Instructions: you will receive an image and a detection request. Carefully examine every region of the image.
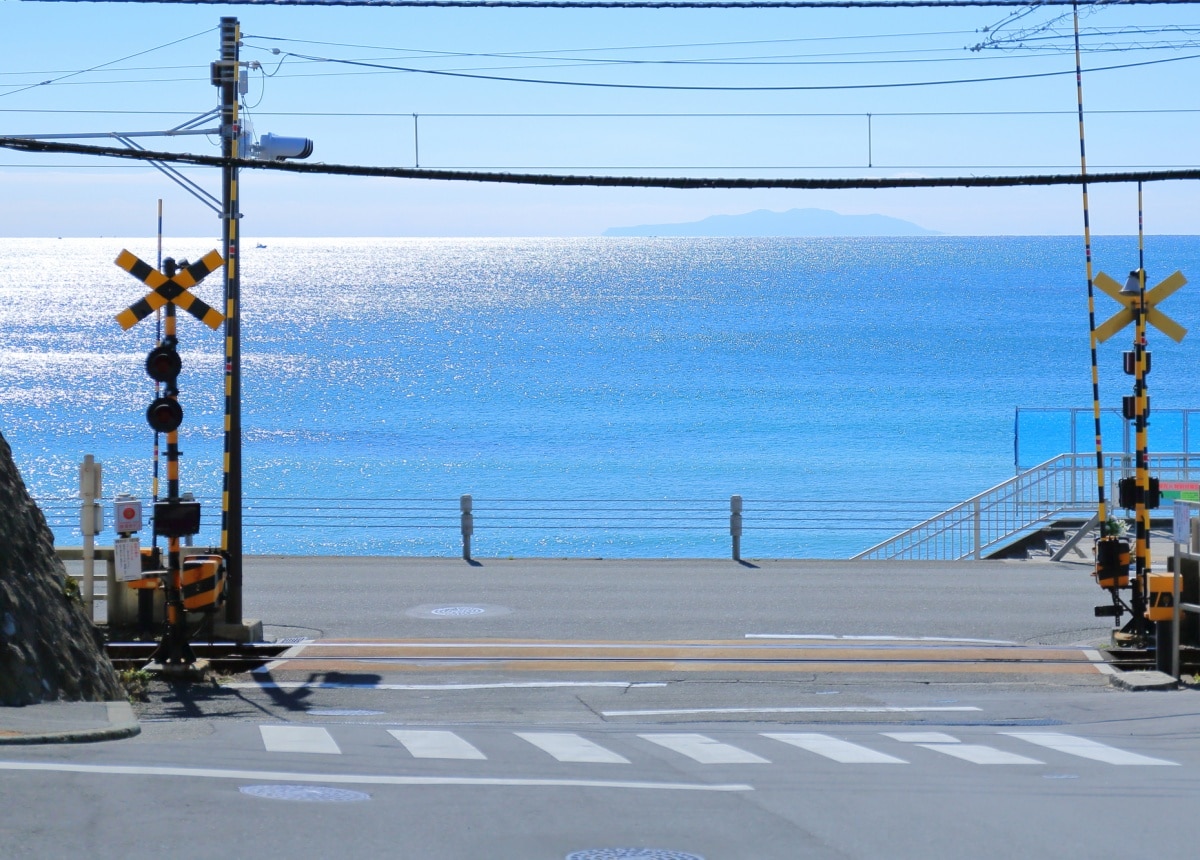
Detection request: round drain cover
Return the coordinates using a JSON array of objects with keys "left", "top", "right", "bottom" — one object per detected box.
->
[
  {"left": 566, "top": 851, "right": 705, "bottom": 860},
  {"left": 431, "top": 606, "right": 486, "bottom": 617},
  {"left": 240, "top": 785, "right": 370, "bottom": 803}
]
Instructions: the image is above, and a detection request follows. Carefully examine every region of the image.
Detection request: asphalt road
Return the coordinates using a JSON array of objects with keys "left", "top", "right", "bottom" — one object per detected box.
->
[{"left": 6, "top": 556, "right": 1200, "bottom": 860}]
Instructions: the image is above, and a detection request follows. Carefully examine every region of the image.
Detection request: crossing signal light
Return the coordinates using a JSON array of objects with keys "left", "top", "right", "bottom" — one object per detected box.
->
[
  {"left": 146, "top": 340, "right": 182, "bottom": 392},
  {"left": 146, "top": 397, "right": 183, "bottom": 434}
]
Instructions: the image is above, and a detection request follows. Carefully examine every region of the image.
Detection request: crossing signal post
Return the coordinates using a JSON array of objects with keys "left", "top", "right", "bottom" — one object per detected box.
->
[
  {"left": 116, "top": 251, "right": 224, "bottom": 669},
  {"left": 1093, "top": 264, "right": 1188, "bottom": 642}
]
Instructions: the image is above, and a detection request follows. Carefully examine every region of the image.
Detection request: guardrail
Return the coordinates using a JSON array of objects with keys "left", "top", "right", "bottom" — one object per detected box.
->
[
  {"left": 41, "top": 493, "right": 957, "bottom": 559},
  {"left": 853, "top": 453, "right": 1200, "bottom": 561},
  {"left": 42, "top": 453, "right": 1200, "bottom": 560}
]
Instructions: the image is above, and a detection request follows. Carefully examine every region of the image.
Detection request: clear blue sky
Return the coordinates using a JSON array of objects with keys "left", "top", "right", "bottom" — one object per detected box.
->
[{"left": 2, "top": 0, "right": 1199, "bottom": 236}]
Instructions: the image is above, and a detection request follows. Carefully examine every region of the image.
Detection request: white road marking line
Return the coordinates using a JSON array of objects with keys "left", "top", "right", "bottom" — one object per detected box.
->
[
  {"left": 762, "top": 733, "right": 908, "bottom": 764},
  {"left": 516, "top": 732, "right": 630, "bottom": 764},
  {"left": 1003, "top": 732, "right": 1179, "bottom": 766},
  {"left": 745, "top": 634, "right": 1017, "bottom": 645},
  {"left": 388, "top": 730, "right": 487, "bottom": 760},
  {"left": 253, "top": 638, "right": 313, "bottom": 674},
  {"left": 883, "top": 732, "right": 962, "bottom": 744},
  {"left": 0, "top": 761, "right": 752, "bottom": 792},
  {"left": 603, "top": 706, "right": 980, "bottom": 717},
  {"left": 1083, "top": 649, "right": 1119, "bottom": 675},
  {"left": 639, "top": 734, "right": 770, "bottom": 765},
  {"left": 915, "top": 744, "right": 1044, "bottom": 765},
  {"left": 227, "top": 681, "right": 663, "bottom": 691},
  {"left": 260, "top": 726, "right": 341, "bottom": 755}
]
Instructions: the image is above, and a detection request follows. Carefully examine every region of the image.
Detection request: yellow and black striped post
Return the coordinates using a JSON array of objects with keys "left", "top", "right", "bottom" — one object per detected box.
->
[
  {"left": 216, "top": 16, "right": 245, "bottom": 626},
  {"left": 157, "top": 264, "right": 192, "bottom": 666},
  {"left": 1071, "top": 3, "right": 1109, "bottom": 530}
]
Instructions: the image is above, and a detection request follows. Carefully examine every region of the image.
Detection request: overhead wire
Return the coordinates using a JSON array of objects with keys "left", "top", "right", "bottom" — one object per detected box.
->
[
  {"left": 3, "top": 136, "right": 1200, "bottom": 189},
  {"left": 0, "top": 28, "right": 215, "bottom": 99},
  {"left": 263, "top": 46, "right": 1200, "bottom": 90}
]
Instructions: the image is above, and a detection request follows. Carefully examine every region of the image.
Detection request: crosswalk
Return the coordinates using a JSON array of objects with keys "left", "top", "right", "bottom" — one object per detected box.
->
[{"left": 255, "top": 725, "right": 1179, "bottom": 768}]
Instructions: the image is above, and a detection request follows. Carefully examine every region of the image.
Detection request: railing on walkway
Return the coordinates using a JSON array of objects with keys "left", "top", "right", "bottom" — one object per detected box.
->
[
  {"left": 42, "top": 453, "right": 1200, "bottom": 561},
  {"left": 41, "top": 493, "right": 958, "bottom": 560},
  {"left": 1014, "top": 406, "right": 1200, "bottom": 472},
  {"left": 853, "top": 452, "right": 1200, "bottom": 561}
]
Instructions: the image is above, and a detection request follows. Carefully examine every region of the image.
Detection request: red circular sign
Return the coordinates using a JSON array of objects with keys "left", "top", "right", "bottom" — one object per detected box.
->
[{"left": 121, "top": 507, "right": 136, "bottom": 520}]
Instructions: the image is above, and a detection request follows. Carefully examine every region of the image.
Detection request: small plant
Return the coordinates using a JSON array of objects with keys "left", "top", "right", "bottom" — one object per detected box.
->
[
  {"left": 61, "top": 576, "right": 82, "bottom": 605},
  {"left": 1102, "top": 517, "right": 1130, "bottom": 538},
  {"left": 119, "top": 668, "right": 153, "bottom": 703}
]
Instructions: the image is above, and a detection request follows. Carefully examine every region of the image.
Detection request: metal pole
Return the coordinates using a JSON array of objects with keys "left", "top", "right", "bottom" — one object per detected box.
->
[
  {"left": 1131, "top": 185, "right": 1150, "bottom": 631},
  {"left": 461, "top": 495, "right": 473, "bottom": 561},
  {"left": 151, "top": 262, "right": 193, "bottom": 666},
  {"left": 730, "top": 495, "right": 743, "bottom": 561},
  {"left": 216, "top": 17, "right": 244, "bottom": 625},
  {"left": 1072, "top": 2, "right": 1109, "bottom": 528}
]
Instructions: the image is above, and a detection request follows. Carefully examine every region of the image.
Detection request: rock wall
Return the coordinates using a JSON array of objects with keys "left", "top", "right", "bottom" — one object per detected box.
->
[{"left": 0, "top": 432, "right": 122, "bottom": 705}]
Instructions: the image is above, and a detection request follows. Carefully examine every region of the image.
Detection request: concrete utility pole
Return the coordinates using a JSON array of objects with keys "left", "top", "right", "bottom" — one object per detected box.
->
[{"left": 215, "top": 17, "right": 244, "bottom": 626}]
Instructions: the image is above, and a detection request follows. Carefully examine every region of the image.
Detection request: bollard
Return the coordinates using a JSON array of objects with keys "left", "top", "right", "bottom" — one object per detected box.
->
[
  {"left": 730, "top": 494, "right": 743, "bottom": 561},
  {"left": 79, "top": 455, "right": 103, "bottom": 619},
  {"left": 461, "top": 494, "right": 473, "bottom": 561}
]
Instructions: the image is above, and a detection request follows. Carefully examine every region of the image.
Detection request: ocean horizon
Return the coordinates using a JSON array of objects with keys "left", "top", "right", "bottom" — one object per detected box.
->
[{"left": 4, "top": 235, "right": 1199, "bottom": 558}]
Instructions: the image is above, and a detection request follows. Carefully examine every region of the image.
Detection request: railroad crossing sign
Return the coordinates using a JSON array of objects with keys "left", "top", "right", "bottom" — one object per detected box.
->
[
  {"left": 114, "top": 249, "right": 225, "bottom": 331},
  {"left": 1093, "top": 269, "right": 1188, "bottom": 344}
]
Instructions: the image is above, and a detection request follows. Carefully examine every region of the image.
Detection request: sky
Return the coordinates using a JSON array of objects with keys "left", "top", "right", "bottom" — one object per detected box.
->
[{"left": 1, "top": 0, "right": 1199, "bottom": 237}]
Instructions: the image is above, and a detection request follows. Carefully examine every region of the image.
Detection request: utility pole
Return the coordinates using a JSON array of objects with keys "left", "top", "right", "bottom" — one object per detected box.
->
[{"left": 215, "top": 17, "right": 244, "bottom": 626}]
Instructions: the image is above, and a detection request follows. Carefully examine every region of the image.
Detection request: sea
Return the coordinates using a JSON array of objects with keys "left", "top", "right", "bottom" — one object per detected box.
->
[{"left": 3, "top": 235, "right": 1199, "bottom": 559}]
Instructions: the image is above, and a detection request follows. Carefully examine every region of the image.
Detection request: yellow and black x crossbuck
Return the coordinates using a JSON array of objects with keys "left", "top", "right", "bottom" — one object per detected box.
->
[
  {"left": 114, "top": 249, "right": 225, "bottom": 331},
  {"left": 1093, "top": 269, "right": 1188, "bottom": 344}
]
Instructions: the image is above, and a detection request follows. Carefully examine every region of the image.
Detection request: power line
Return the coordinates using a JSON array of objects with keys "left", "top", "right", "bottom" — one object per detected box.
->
[
  {"left": 271, "top": 46, "right": 1200, "bottom": 90},
  {"left": 3, "top": 136, "right": 1199, "bottom": 190},
  {"left": 19, "top": 0, "right": 1200, "bottom": 8},
  {"left": 0, "top": 28, "right": 214, "bottom": 99}
]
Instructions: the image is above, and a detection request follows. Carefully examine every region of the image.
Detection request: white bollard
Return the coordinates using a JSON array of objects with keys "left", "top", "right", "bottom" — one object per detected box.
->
[
  {"left": 79, "top": 455, "right": 103, "bottom": 618},
  {"left": 730, "top": 495, "right": 743, "bottom": 561},
  {"left": 461, "top": 494, "right": 474, "bottom": 561}
]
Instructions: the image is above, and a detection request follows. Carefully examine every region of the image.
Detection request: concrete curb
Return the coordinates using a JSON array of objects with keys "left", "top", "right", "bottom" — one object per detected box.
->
[
  {"left": 0, "top": 701, "right": 141, "bottom": 745},
  {"left": 1108, "top": 670, "right": 1181, "bottom": 692}
]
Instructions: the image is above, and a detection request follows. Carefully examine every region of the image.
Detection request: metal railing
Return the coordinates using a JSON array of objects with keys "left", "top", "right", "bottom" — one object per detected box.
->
[
  {"left": 1014, "top": 406, "right": 1200, "bottom": 472},
  {"left": 41, "top": 454, "right": 1200, "bottom": 560},
  {"left": 41, "top": 493, "right": 959, "bottom": 559},
  {"left": 853, "top": 453, "right": 1200, "bottom": 561}
]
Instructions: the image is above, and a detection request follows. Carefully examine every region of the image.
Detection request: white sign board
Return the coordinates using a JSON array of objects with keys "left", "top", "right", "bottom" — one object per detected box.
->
[
  {"left": 114, "top": 498, "right": 142, "bottom": 534},
  {"left": 1174, "top": 501, "right": 1192, "bottom": 545},
  {"left": 114, "top": 537, "right": 144, "bottom": 582}
]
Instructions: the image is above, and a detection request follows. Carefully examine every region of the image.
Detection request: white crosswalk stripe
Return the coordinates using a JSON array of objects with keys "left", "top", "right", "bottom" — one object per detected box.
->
[
  {"left": 389, "top": 729, "right": 487, "bottom": 760},
  {"left": 259, "top": 725, "right": 341, "bottom": 755},
  {"left": 763, "top": 732, "right": 907, "bottom": 764},
  {"left": 516, "top": 732, "right": 630, "bottom": 763},
  {"left": 639, "top": 733, "right": 770, "bottom": 764},
  {"left": 1002, "top": 732, "right": 1179, "bottom": 766},
  {"left": 883, "top": 731, "right": 1043, "bottom": 764},
  {"left": 254, "top": 725, "right": 1180, "bottom": 769}
]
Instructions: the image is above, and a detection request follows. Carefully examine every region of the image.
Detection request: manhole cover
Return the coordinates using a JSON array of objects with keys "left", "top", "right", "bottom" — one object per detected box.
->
[
  {"left": 431, "top": 606, "right": 487, "bottom": 617},
  {"left": 566, "top": 851, "right": 705, "bottom": 860},
  {"left": 240, "top": 785, "right": 371, "bottom": 803}
]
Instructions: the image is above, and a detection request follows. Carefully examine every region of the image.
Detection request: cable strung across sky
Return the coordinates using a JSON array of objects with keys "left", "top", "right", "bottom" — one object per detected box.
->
[
  {"left": 3, "top": 136, "right": 1199, "bottom": 189},
  {"left": 18, "top": 0, "right": 1200, "bottom": 7}
]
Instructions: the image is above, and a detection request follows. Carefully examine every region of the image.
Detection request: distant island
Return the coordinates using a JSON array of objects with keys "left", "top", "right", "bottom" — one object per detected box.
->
[{"left": 603, "top": 207, "right": 941, "bottom": 237}]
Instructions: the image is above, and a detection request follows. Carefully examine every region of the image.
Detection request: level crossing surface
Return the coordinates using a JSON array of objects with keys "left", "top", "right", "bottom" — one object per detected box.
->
[{"left": 13, "top": 555, "right": 1200, "bottom": 860}]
